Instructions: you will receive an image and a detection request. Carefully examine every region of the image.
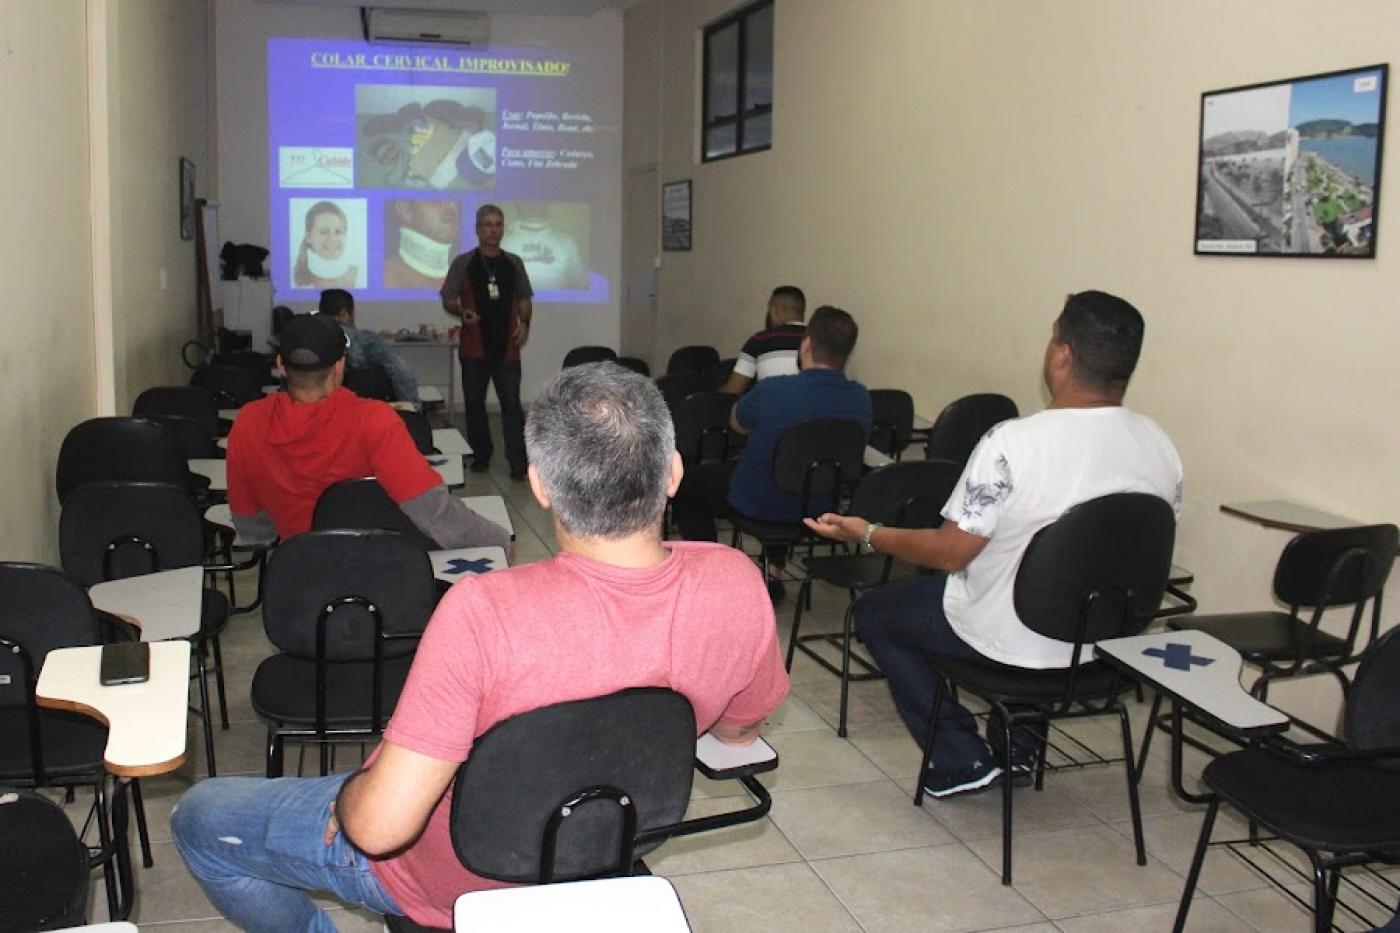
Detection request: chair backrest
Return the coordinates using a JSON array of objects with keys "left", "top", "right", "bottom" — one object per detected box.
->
[
  {"left": 666, "top": 345, "right": 719, "bottom": 376},
  {"left": 262, "top": 528, "right": 435, "bottom": 661},
  {"left": 924, "top": 393, "right": 1019, "bottom": 464},
  {"left": 140, "top": 413, "right": 221, "bottom": 459},
  {"left": 1272, "top": 524, "right": 1398, "bottom": 610},
  {"left": 212, "top": 348, "right": 276, "bottom": 384},
  {"left": 133, "top": 385, "right": 221, "bottom": 437},
  {"left": 395, "top": 409, "right": 435, "bottom": 455},
  {"left": 771, "top": 418, "right": 867, "bottom": 506},
  {"left": 671, "top": 391, "right": 737, "bottom": 465},
  {"left": 613, "top": 356, "right": 651, "bottom": 377},
  {"left": 59, "top": 481, "right": 203, "bottom": 585},
  {"left": 654, "top": 371, "right": 712, "bottom": 411},
  {"left": 55, "top": 417, "right": 190, "bottom": 504},
  {"left": 1344, "top": 625, "right": 1400, "bottom": 751},
  {"left": 343, "top": 365, "right": 395, "bottom": 402},
  {"left": 272, "top": 304, "right": 295, "bottom": 336},
  {"left": 451, "top": 688, "right": 695, "bottom": 883},
  {"left": 708, "top": 357, "right": 738, "bottom": 390},
  {"left": 190, "top": 364, "right": 265, "bottom": 407},
  {"left": 847, "top": 459, "right": 963, "bottom": 530},
  {"left": 0, "top": 564, "right": 99, "bottom": 708},
  {"left": 0, "top": 788, "right": 91, "bottom": 930},
  {"left": 562, "top": 346, "right": 617, "bottom": 368},
  {"left": 868, "top": 389, "right": 915, "bottom": 456},
  {"left": 1013, "top": 493, "right": 1175, "bottom": 651},
  {"left": 313, "top": 478, "right": 439, "bottom": 552}
]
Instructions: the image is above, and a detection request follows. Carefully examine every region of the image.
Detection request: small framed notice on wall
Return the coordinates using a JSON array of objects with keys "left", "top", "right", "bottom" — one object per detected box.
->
[
  {"left": 180, "top": 157, "right": 196, "bottom": 241},
  {"left": 662, "top": 179, "right": 692, "bottom": 251}
]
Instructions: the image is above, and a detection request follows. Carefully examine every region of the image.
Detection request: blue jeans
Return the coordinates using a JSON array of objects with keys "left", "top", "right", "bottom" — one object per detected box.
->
[
  {"left": 854, "top": 575, "right": 1042, "bottom": 772},
  {"left": 171, "top": 774, "right": 401, "bottom": 932}
]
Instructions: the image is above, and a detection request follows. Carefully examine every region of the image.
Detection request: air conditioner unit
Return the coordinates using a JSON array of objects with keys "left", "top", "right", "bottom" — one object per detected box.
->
[{"left": 362, "top": 8, "right": 490, "bottom": 47}]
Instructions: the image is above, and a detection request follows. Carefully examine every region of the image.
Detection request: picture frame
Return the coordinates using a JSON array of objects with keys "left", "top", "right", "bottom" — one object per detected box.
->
[
  {"left": 662, "top": 179, "right": 692, "bottom": 251},
  {"left": 180, "top": 157, "right": 196, "bottom": 241},
  {"left": 1194, "top": 64, "right": 1387, "bottom": 258}
]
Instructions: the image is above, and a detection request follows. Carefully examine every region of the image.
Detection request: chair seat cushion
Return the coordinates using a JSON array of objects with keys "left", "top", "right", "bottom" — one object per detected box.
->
[
  {"left": 251, "top": 654, "right": 413, "bottom": 726},
  {"left": 804, "top": 553, "right": 917, "bottom": 590},
  {"left": 0, "top": 708, "right": 107, "bottom": 779},
  {"left": 0, "top": 791, "right": 90, "bottom": 930},
  {"left": 728, "top": 509, "right": 806, "bottom": 542},
  {"left": 928, "top": 655, "right": 1125, "bottom": 703},
  {"left": 1169, "top": 611, "right": 1349, "bottom": 662},
  {"left": 201, "top": 587, "right": 229, "bottom": 638},
  {"left": 1205, "top": 748, "right": 1400, "bottom": 852}
]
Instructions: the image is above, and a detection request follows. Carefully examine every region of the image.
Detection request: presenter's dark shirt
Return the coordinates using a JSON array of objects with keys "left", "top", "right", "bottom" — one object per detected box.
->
[
  {"left": 728, "top": 368, "right": 873, "bottom": 521},
  {"left": 440, "top": 248, "right": 534, "bottom": 362}
]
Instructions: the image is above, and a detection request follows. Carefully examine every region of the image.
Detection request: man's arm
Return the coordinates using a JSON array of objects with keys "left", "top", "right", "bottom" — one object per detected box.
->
[
  {"left": 729, "top": 383, "right": 761, "bottom": 436},
  {"left": 230, "top": 510, "right": 277, "bottom": 549},
  {"left": 804, "top": 515, "right": 990, "bottom": 573},
  {"left": 334, "top": 741, "right": 459, "bottom": 855},
  {"left": 513, "top": 297, "right": 533, "bottom": 349},
  {"left": 399, "top": 485, "right": 511, "bottom": 551},
  {"left": 719, "top": 371, "right": 754, "bottom": 396}
]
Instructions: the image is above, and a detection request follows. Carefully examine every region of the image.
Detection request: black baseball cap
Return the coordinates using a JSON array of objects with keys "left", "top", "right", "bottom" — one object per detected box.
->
[{"left": 279, "top": 314, "right": 347, "bottom": 371}]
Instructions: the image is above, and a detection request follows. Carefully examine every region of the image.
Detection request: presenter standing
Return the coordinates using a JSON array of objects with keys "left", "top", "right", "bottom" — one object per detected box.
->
[{"left": 441, "top": 203, "right": 534, "bottom": 479}]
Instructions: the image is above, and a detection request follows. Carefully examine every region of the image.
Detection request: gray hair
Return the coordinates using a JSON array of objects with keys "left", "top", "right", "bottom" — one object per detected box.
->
[
  {"left": 526, "top": 362, "right": 675, "bottom": 539},
  {"left": 476, "top": 203, "right": 504, "bottom": 224}
]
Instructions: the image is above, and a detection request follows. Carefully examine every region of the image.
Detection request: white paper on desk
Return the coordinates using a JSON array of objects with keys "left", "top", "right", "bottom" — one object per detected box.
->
[{"left": 696, "top": 732, "right": 776, "bottom": 770}]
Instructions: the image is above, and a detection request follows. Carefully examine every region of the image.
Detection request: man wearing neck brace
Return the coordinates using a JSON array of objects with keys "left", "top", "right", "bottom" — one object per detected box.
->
[
  {"left": 440, "top": 203, "right": 534, "bottom": 479},
  {"left": 385, "top": 199, "right": 461, "bottom": 290}
]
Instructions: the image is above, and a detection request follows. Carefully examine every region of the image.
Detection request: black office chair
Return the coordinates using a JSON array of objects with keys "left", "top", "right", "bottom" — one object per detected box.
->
[
  {"left": 655, "top": 370, "right": 715, "bottom": 412},
  {"left": 671, "top": 391, "right": 737, "bottom": 466},
  {"left": 396, "top": 409, "right": 436, "bottom": 455},
  {"left": 868, "top": 389, "right": 916, "bottom": 460},
  {"left": 614, "top": 356, "right": 651, "bottom": 377},
  {"left": 1173, "top": 626, "right": 1400, "bottom": 933},
  {"left": 58, "top": 481, "right": 235, "bottom": 777},
  {"left": 708, "top": 356, "right": 738, "bottom": 390},
  {"left": 923, "top": 393, "right": 1019, "bottom": 464},
  {"left": 728, "top": 418, "right": 867, "bottom": 585},
  {"left": 55, "top": 417, "right": 194, "bottom": 504},
  {"left": 139, "top": 413, "right": 223, "bottom": 460},
  {"left": 313, "top": 479, "right": 439, "bottom": 552},
  {"left": 213, "top": 347, "right": 276, "bottom": 384},
  {"left": 191, "top": 364, "right": 266, "bottom": 407},
  {"left": 666, "top": 344, "right": 719, "bottom": 376},
  {"left": 134, "top": 385, "right": 223, "bottom": 440},
  {"left": 343, "top": 365, "right": 395, "bottom": 402},
  {"left": 0, "top": 787, "right": 92, "bottom": 931},
  {"left": 253, "top": 529, "right": 436, "bottom": 777},
  {"left": 562, "top": 346, "right": 617, "bottom": 368},
  {"left": 913, "top": 493, "right": 1175, "bottom": 885},
  {"left": 788, "top": 459, "right": 963, "bottom": 736},
  {"left": 0, "top": 563, "right": 134, "bottom": 921},
  {"left": 382, "top": 688, "right": 778, "bottom": 933}
]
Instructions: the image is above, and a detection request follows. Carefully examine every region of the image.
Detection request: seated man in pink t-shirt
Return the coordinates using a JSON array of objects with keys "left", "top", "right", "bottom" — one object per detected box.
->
[{"left": 172, "top": 362, "right": 790, "bottom": 931}]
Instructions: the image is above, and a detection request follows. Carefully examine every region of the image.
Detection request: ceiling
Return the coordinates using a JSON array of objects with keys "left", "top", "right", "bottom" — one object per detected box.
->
[{"left": 255, "top": 0, "right": 636, "bottom": 14}]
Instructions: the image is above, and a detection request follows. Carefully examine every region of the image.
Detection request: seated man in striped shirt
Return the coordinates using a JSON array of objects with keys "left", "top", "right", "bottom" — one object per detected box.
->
[{"left": 718, "top": 285, "right": 807, "bottom": 395}]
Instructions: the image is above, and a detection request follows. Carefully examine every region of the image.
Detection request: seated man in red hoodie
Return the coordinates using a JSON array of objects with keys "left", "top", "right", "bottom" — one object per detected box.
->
[{"left": 226, "top": 313, "right": 508, "bottom": 551}]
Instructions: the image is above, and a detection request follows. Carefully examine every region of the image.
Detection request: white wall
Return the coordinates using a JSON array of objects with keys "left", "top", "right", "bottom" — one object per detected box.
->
[
  {"left": 630, "top": 0, "right": 1400, "bottom": 730},
  {"left": 213, "top": 0, "right": 623, "bottom": 402}
]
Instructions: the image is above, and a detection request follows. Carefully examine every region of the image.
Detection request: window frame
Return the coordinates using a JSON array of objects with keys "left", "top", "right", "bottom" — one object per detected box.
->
[{"left": 700, "top": 0, "right": 774, "bottom": 163}]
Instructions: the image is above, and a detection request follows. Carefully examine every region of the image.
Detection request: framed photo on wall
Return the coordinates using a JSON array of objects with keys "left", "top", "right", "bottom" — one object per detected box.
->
[
  {"left": 180, "top": 157, "right": 196, "bottom": 241},
  {"left": 1194, "top": 64, "right": 1387, "bottom": 258},
  {"left": 662, "top": 179, "right": 692, "bottom": 251}
]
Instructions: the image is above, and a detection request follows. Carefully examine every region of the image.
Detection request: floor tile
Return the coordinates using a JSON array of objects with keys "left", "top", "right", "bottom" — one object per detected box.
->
[
  {"left": 766, "top": 693, "right": 830, "bottom": 734},
  {"left": 1054, "top": 896, "right": 1257, "bottom": 932},
  {"left": 847, "top": 722, "right": 925, "bottom": 781},
  {"left": 669, "top": 861, "right": 863, "bottom": 932},
  {"left": 1105, "top": 810, "right": 1285, "bottom": 896},
  {"left": 759, "top": 730, "right": 886, "bottom": 792},
  {"left": 913, "top": 780, "right": 1103, "bottom": 844},
  {"left": 965, "top": 825, "right": 1186, "bottom": 919},
  {"left": 813, "top": 845, "right": 1045, "bottom": 932},
  {"left": 768, "top": 779, "right": 954, "bottom": 859},
  {"left": 646, "top": 799, "right": 802, "bottom": 876}
]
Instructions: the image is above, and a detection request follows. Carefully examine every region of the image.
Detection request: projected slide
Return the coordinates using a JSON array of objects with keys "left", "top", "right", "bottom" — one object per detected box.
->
[{"left": 268, "top": 38, "right": 612, "bottom": 302}]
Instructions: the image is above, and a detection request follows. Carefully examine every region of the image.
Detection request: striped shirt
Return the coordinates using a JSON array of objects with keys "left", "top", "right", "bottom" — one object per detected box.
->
[{"left": 733, "top": 323, "right": 805, "bottom": 382}]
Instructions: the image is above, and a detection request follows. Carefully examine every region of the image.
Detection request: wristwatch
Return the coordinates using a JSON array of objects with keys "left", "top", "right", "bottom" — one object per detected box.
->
[{"left": 860, "top": 522, "right": 882, "bottom": 552}]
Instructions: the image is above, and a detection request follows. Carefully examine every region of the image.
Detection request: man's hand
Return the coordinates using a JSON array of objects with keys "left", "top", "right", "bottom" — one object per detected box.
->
[
  {"left": 461, "top": 308, "right": 480, "bottom": 325},
  {"left": 513, "top": 318, "right": 529, "bottom": 348},
  {"left": 804, "top": 513, "right": 868, "bottom": 545},
  {"left": 323, "top": 801, "right": 339, "bottom": 845}
]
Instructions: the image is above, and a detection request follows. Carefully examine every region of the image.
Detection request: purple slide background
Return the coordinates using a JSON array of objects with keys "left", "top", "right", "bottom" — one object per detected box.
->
[{"left": 268, "top": 38, "right": 611, "bottom": 304}]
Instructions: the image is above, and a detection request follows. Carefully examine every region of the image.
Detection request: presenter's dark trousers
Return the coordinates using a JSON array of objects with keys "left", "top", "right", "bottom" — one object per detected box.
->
[{"left": 461, "top": 356, "right": 526, "bottom": 471}]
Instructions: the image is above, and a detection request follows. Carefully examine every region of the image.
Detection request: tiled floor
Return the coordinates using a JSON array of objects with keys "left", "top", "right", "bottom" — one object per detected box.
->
[{"left": 52, "top": 449, "right": 1400, "bottom": 931}]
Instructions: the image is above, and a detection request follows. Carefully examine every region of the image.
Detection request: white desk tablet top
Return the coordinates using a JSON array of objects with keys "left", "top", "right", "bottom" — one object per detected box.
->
[
  {"left": 88, "top": 565, "right": 204, "bottom": 642},
  {"left": 51, "top": 924, "right": 140, "bottom": 932},
  {"left": 432, "top": 427, "right": 472, "bottom": 455},
  {"left": 204, "top": 502, "right": 233, "bottom": 530},
  {"left": 461, "top": 495, "right": 514, "bottom": 539},
  {"left": 427, "top": 453, "right": 465, "bottom": 487},
  {"left": 864, "top": 445, "right": 893, "bottom": 469},
  {"left": 429, "top": 547, "right": 508, "bottom": 583},
  {"left": 419, "top": 385, "right": 445, "bottom": 404},
  {"left": 695, "top": 733, "right": 777, "bottom": 771},
  {"left": 454, "top": 876, "right": 689, "bottom": 933},
  {"left": 218, "top": 408, "right": 241, "bottom": 422},
  {"left": 1220, "top": 499, "right": 1360, "bottom": 534},
  {"left": 1095, "top": 630, "right": 1289, "bottom": 735},
  {"left": 36, "top": 641, "right": 191, "bottom": 777},
  {"left": 188, "top": 458, "right": 228, "bottom": 492}
]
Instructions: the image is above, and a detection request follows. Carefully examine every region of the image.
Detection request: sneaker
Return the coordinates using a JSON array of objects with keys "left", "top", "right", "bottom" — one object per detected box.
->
[{"left": 923, "top": 760, "right": 1003, "bottom": 799}]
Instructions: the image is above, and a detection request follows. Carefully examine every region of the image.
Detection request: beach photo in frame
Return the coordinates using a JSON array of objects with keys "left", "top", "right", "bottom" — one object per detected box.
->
[
  {"left": 1194, "top": 64, "right": 1387, "bottom": 258},
  {"left": 662, "top": 179, "right": 692, "bottom": 251}
]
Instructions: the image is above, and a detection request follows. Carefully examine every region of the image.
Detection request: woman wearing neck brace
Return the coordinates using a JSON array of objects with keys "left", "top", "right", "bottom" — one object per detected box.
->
[
  {"left": 384, "top": 199, "right": 460, "bottom": 290},
  {"left": 294, "top": 201, "right": 359, "bottom": 289}
]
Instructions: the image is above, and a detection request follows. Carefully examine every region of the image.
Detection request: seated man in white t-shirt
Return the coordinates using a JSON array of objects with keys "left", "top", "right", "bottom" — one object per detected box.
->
[{"left": 806, "top": 290, "right": 1182, "bottom": 798}]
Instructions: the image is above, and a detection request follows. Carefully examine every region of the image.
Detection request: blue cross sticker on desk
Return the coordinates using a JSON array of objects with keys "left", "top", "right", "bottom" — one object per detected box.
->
[
  {"left": 443, "top": 557, "right": 495, "bottom": 576},
  {"left": 1143, "top": 643, "right": 1215, "bottom": 672},
  {"left": 427, "top": 457, "right": 448, "bottom": 466}
]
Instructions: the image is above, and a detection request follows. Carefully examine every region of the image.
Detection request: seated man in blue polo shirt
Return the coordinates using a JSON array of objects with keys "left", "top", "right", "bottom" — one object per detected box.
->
[{"left": 673, "top": 305, "right": 872, "bottom": 601}]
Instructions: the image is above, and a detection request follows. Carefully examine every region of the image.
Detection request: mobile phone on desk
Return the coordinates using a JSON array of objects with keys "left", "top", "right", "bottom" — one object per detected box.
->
[{"left": 99, "top": 642, "right": 150, "bottom": 686}]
